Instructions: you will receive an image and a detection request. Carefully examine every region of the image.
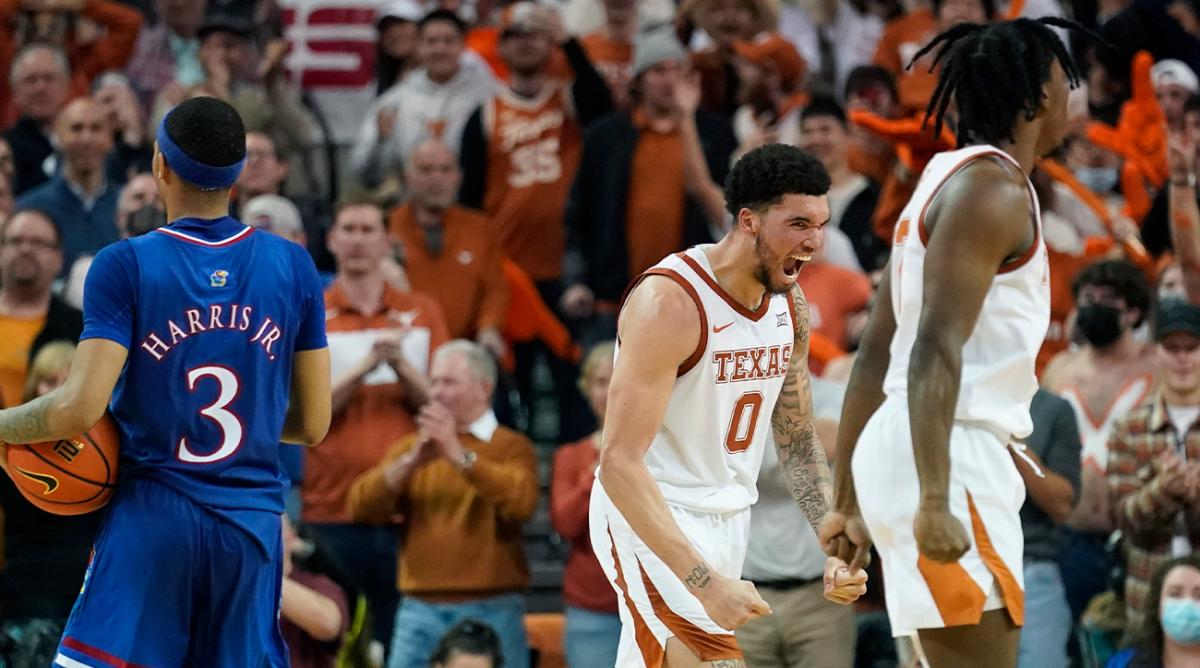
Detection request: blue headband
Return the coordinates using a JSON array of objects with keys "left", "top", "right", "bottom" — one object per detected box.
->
[{"left": 156, "top": 111, "right": 246, "bottom": 189}]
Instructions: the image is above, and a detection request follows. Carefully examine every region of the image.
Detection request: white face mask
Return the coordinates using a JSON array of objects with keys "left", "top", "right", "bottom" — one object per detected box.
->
[{"left": 1074, "top": 166, "right": 1119, "bottom": 194}]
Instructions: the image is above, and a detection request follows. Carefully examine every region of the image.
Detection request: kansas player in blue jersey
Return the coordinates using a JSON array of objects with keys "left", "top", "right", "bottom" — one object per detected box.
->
[{"left": 0, "top": 97, "right": 332, "bottom": 667}]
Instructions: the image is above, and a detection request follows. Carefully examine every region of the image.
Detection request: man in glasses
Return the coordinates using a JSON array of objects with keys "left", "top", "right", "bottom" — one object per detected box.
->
[{"left": 0, "top": 209, "right": 82, "bottom": 408}]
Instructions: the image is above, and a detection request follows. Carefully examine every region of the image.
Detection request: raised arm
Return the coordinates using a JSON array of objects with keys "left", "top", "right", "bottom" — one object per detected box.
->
[
  {"left": 771, "top": 287, "right": 831, "bottom": 533},
  {"left": 908, "top": 159, "right": 1036, "bottom": 562},
  {"left": 1167, "top": 134, "right": 1200, "bottom": 303},
  {"left": 598, "top": 275, "right": 769, "bottom": 630}
]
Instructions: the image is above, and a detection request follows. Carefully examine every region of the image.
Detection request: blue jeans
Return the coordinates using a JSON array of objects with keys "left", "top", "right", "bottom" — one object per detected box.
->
[
  {"left": 1017, "top": 560, "right": 1072, "bottom": 668},
  {"left": 387, "top": 593, "right": 530, "bottom": 668},
  {"left": 564, "top": 606, "right": 620, "bottom": 668},
  {"left": 1058, "top": 529, "right": 1113, "bottom": 621}
]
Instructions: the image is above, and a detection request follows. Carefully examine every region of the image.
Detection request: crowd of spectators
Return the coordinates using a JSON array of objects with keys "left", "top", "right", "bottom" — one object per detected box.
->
[{"left": 0, "top": 0, "right": 1198, "bottom": 666}]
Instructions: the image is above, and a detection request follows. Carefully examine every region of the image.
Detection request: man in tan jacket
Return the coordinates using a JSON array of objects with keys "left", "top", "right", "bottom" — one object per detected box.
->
[{"left": 349, "top": 339, "right": 538, "bottom": 668}]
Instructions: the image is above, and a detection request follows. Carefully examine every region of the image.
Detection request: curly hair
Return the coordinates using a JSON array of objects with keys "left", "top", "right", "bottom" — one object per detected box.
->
[
  {"left": 911, "top": 17, "right": 1096, "bottom": 148},
  {"left": 163, "top": 96, "right": 246, "bottom": 169},
  {"left": 1071, "top": 259, "right": 1154, "bottom": 328},
  {"left": 723, "top": 144, "right": 831, "bottom": 216}
]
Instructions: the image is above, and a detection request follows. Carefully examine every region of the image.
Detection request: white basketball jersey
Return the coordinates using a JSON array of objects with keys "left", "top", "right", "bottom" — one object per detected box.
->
[
  {"left": 615, "top": 246, "right": 797, "bottom": 514},
  {"left": 883, "top": 145, "right": 1051, "bottom": 439}
]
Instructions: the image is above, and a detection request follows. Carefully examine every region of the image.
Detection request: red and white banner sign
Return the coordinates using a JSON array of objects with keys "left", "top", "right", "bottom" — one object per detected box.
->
[{"left": 281, "top": 0, "right": 384, "bottom": 143}]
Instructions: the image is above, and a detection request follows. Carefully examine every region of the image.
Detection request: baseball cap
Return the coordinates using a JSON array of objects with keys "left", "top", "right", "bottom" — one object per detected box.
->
[
  {"left": 731, "top": 33, "right": 807, "bottom": 92},
  {"left": 499, "top": 2, "right": 541, "bottom": 35},
  {"left": 378, "top": 0, "right": 425, "bottom": 25},
  {"left": 1155, "top": 298, "right": 1200, "bottom": 341},
  {"left": 197, "top": 13, "right": 254, "bottom": 42},
  {"left": 1152, "top": 59, "right": 1200, "bottom": 94},
  {"left": 633, "top": 27, "right": 687, "bottom": 77}
]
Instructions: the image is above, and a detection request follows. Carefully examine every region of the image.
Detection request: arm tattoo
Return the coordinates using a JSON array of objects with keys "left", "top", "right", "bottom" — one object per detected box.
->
[
  {"left": 712, "top": 661, "right": 747, "bottom": 667},
  {"left": 0, "top": 392, "right": 56, "bottom": 445},
  {"left": 772, "top": 288, "right": 833, "bottom": 533},
  {"left": 684, "top": 563, "right": 712, "bottom": 591}
]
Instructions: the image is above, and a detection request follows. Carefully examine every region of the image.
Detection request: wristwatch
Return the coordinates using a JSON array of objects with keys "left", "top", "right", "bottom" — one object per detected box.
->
[
  {"left": 1174, "top": 172, "right": 1197, "bottom": 188},
  {"left": 456, "top": 451, "right": 478, "bottom": 472}
]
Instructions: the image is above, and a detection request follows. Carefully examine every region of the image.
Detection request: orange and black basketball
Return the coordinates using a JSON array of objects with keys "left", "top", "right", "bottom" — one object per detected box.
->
[{"left": 5, "top": 414, "right": 120, "bottom": 515}]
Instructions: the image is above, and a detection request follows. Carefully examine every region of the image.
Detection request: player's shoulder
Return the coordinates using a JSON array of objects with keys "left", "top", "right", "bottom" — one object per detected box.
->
[
  {"left": 618, "top": 273, "right": 703, "bottom": 353},
  {"left": 625, "top": 271, "right": 701, "bottom": 322}
]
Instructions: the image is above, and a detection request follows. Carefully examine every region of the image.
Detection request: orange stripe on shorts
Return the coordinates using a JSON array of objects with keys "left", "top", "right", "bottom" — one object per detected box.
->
[
  {"left": 916, "top": 492, "right": 1026, "bottom": 628},
  {"left": 917, "top": 552, "right": 987, "bottom": 626},
  {"left": 608, "top": 529, "right": 665, "bottom": 667},
  {"left": 638, "top": 562, "right": 744, "bottom": 661},
  {"left": 966, "top": 492, "right": 1025, "bottom": 626}
]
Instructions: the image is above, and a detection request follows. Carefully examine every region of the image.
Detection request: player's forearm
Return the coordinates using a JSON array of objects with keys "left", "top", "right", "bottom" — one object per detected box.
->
[
  {"left": 832, "top": 312, "right": 893, "bottom": 513},
  {"left": 1169, "top": 184, "right": 1200, "bottom": 302},
  {"left": 281, "top": 578, "right": 344, "bottom": 642},
  {"left": 772, "top": 379, "right": 832, "bottom": 531},
  {"left": 598, "top": 450, "right": 714, "bottom": 592},
  {"left": 0, "top": 388, "right": 96, "bottom": 445},
  {"left": 774, "top": 419, "right": 832, "bottom": 533},
  {"left": 906, "top": 336, "right": 960, "bottom": 509}
]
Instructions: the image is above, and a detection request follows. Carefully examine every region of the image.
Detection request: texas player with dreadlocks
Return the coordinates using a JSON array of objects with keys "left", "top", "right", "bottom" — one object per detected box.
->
[{"left": 820, "top": 17, "right": 1095, "bottom": 668}]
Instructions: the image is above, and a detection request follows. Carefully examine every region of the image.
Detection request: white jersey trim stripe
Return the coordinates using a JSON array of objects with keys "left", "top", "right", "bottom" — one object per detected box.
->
[
  {"left": 157, "top": 226, "right": 254, "bottom": 247},
  {"left": 54, "top": 653, "right": 98, "bottom": 668}
]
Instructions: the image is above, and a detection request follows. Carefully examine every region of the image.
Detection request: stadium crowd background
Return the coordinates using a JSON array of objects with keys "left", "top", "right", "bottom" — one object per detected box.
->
[{"left": 0, "top": 0, "right": 1197, "bottom": 665}]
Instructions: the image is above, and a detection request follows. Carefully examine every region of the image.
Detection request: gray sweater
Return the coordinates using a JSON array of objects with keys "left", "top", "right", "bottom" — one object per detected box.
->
[{"left": 1021, "top": 389, "right": 1083, "bottom": 562}]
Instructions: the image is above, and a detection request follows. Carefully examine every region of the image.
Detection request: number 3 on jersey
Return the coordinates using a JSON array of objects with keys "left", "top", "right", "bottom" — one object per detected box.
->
[
  {"left": 177, "top": 365, "right": 244, "bottom": 464},
  {"left": 725, "top": 391, "right": 764, "bottom": 453}
]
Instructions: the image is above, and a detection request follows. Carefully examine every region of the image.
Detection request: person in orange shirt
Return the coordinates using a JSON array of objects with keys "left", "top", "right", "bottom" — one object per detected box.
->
[
  {"left": 391, "top": 140, "right": 508, "bottom": 356},
  {"left": 0, "top": 209, "right": 82, "bottom": 409},
  {"left": 580, "top": 0, "right": 636, "bottom": 108},
  {"left": 459, "top": 2, "right": 613, "bottom": 441},
  {"left": 459, "top": 1, "right": 613, "bottom": 288},
  {"left": 550, "top": 342, "right": 620, "bottom": 668},
  {"left": 348, "top": 340, "right": 538, "bottom": 668},
  {"left": 301, "top": 201, "right": 450, "bottom": 650},
  {"left": 872, "top": 0, "right": 995, "bottom": 113}
]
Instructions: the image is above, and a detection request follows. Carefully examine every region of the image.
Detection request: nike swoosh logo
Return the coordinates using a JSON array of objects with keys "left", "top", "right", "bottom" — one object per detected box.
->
[
  {"left": 15, "top": 467, "right": 59, "bottom": 494},
  {"left": 713, "top": 322, "right": 734, "bottom": 333}
]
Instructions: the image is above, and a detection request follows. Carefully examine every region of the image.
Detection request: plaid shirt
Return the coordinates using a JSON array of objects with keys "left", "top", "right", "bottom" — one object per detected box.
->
[{"left": 1106, "top": 392, "right": 1200, "bottom": 621}]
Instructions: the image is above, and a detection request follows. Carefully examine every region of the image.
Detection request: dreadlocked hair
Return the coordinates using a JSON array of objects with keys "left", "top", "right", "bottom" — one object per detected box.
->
[{"left": 910, "top": 17, "right": 1098, "bottom": 147}]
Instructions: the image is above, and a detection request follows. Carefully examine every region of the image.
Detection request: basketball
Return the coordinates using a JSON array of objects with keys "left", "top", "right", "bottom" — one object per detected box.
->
[{"left": 5, "top": 414, "right": 120, "bottom": 515}]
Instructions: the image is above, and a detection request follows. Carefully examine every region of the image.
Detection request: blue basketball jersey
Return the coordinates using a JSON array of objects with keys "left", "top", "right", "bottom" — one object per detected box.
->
[{"left": 80, "top": 216, "right": 327, "bottom": 515}]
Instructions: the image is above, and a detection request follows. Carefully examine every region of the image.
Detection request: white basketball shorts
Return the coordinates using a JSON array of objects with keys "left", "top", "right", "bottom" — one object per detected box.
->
[
  {"left": 589, "top": 481, "right": 750, "bottom": 667},
  {"left": 851, "top": 397, "right": 1027, "bottom": 637}
]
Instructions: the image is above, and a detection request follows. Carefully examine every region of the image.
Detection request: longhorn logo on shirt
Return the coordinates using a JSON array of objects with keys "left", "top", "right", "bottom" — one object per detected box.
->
[{"left": 210, "top": 270, "right": 229, "bottom": 288}]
